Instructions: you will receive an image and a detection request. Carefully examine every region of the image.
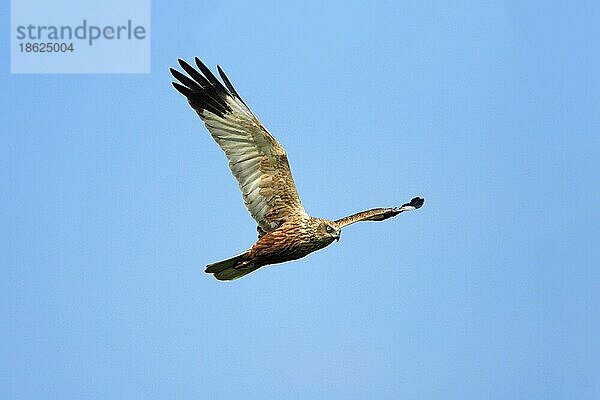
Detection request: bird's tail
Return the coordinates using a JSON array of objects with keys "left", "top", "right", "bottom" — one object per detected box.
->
[{"left": 205, "top": 252, "right": 259, "bottom": 281}]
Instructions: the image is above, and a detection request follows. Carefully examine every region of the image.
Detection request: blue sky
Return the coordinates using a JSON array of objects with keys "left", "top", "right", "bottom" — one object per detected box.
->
[{"left": 2, "top": 1, "right": 599, "bottom": 399}]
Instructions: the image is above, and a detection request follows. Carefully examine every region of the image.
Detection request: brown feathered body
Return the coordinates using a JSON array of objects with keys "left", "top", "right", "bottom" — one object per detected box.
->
[
  {"left": 207, "top": 217, "right": 340, "bottom": 280},
  {"left": 251, "top": 217, "right": 338, "bottom": 265}
]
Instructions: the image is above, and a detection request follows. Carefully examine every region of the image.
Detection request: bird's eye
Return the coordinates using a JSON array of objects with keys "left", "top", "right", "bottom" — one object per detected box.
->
[{"left": 326, "top": 225, "right": 333, "bottom": 233}]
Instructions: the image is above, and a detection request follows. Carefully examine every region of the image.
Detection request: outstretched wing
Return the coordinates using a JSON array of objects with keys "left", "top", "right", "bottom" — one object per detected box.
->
[
  {"left": 171, "top": 58, "right": 306, "bottom": 233},
  {"left": 335, "top": 197, "right": 424, "bottom": 228}
]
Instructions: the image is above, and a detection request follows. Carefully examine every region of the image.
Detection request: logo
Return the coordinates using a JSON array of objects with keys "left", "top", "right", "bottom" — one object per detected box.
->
[{"left": 11, "top": 0, "right": 150, "bottom": 73}]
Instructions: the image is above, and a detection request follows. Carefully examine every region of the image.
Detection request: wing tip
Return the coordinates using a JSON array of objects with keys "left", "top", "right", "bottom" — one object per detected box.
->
[
  {"left": 171, "top": 57, "right": 237, "bottom": 117},
  {"left": 177, "top": 58, "right": 190, "bottom": 70},
  {"left": 391, "top": 197, "right": 425, "bottom": 214},
  {"left": 171, "top": 81, "right": 192, "bottom": 97},
  {"left": 410, "top": 197, "right": 425, "bottom": 209}
]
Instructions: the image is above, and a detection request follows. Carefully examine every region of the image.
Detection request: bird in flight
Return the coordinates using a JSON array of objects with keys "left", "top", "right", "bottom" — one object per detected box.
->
[{"left": 170, "top": 57, "right": 424, "bottom": 280}]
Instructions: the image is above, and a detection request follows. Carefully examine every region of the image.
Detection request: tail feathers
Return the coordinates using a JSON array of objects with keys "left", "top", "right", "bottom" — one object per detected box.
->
[{"left": 205, "top": 252, "right": 259, "bottom": 281}]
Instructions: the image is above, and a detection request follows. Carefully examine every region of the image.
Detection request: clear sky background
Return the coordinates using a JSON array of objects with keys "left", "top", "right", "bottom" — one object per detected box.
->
[{"left": 2, "top": 1, "right": 599, "bottom": 399}]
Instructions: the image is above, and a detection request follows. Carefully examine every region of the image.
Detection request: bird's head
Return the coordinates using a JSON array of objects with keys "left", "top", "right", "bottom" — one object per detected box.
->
[{"left": 319, "top": 219, "right": 341, "bottom": 242}]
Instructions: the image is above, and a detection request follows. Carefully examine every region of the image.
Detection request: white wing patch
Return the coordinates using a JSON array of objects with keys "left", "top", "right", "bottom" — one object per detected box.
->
[{"left": 201, "top": 97, "right": 273, "bottom": 226}]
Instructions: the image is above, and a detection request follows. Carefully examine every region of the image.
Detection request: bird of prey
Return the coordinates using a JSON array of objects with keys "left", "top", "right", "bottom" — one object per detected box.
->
[{"left": 170, "top": 57, "right": 424, "bottom": 280}]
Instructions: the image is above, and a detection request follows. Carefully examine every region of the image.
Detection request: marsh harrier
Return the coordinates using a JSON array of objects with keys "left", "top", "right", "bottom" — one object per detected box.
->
[{"left": 171, "top": 58, "right": 424, "bottom": 280}]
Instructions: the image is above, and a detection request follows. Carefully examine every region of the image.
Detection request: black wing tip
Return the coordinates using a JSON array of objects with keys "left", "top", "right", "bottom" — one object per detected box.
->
[
  {"left": 169, "top": 68, "right": 178, "bottom": 81},
  {"left": 410, "top": 197, "right": 425, "bottom": 209},
  {"left": 171, "top": 81, "right": 191, "bottom": 96},
  {"left": 194, "top": 57, "right": 227, "bottom": 90},
  {"left": 194, "top": 57, "right": 206, "bottom": 68},
  {"left": 170, "top": 68, "right": 189, "bottom": 86},
  {"left": 177, "top": 58, "right": 192, "bottom": 73},
  {"left": 215, "top": 64, "right": 248, "bottom": 107},
  {"left": 170, "top": 57, "right": 235, "bottom": 118}
]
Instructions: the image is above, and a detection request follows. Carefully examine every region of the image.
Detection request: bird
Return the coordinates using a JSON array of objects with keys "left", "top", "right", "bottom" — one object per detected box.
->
[{"left": 170, "top": 57, "right": 424, "bottom": 281}]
